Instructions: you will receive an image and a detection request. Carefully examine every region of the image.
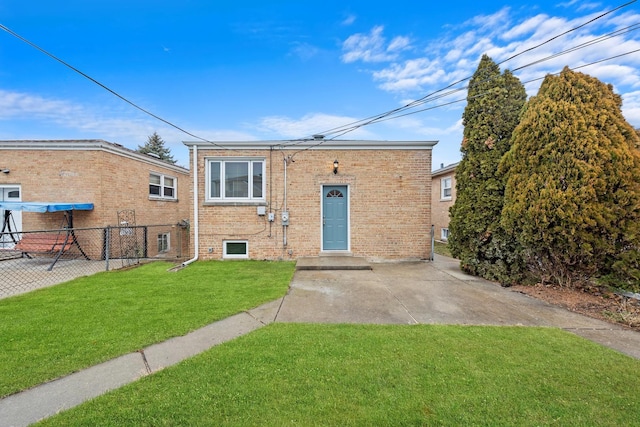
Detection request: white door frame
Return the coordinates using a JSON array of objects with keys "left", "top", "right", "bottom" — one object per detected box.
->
[{"left": 320, "top": 184, "right": 351, "bottom": 253}]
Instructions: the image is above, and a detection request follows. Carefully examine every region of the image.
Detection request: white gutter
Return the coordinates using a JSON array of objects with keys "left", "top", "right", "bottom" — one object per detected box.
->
[{"left": 181, "top": 145, "right": 199, "bottom": 266}]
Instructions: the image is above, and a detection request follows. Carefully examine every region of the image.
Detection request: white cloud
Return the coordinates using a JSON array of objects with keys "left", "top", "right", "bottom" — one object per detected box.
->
[
  {"left": 289, "top": 42, "right": 319, "bottom": 60},
  {"left": 341, "top": 26, "right": 405, "bottom": 63},
  {"left": 502, "top": 14, "right": 548, "bottom": 40},
  {"left": 388, "top": 35, "right": 411, "bottom": 52},
  {"left": 257, "top": 113, "right": 377, "bottom": 139},
  {"left": 342, "top": 14, "right": 356, "bottom": 26},
  {"left": 373, "top": 58, "right": 447, "bottom": 92},
  {"left": 465, "top": 7, "right": 511, "bottom": 34},
  {"left": 0, "top": 90, "right": 82, "bottom": 119},
  {"left": 622, "top": 90, "right": 640, "bottom": 125},
  {"left": 341, "top": 4, "right": 640, "bottom": 109}
]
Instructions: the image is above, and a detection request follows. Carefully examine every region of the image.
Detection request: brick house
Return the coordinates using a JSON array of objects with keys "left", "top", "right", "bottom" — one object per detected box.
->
[
  {"left": 431, "top": 162, "right": 458, "bottom": 242},
  {"left": 184, "top": 139, "right": 437, "bottom": 261},
  {"left": 0, "top": 140, "right": 190, "bottom": 258}
]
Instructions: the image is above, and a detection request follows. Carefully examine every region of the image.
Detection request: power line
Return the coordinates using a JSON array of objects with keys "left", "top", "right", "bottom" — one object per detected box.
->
[
  {"left": 278, "top": 0, "right": 637, "bottom": 148},
  {"left": 0, "top": 23, "right": 229, "bottom": 150},
  {"left": 356, "top": 48, "right": 640, "bottom": 127},
  {"left": 1, "top": 0, "right": 637, "bottom": 151}
]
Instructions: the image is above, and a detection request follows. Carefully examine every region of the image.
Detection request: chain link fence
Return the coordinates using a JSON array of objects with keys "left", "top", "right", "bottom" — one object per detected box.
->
[{"left": 0, "top": 223, "right": 190, "bottom": 299}]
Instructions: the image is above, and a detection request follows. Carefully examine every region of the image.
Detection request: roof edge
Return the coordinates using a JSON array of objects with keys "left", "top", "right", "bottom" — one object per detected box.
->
[
  {"left": 183, "top": 139, "right": 438, "bottom": 150},
  {"left": 0, "top": 140, "right": 189, "bottom": 174}
]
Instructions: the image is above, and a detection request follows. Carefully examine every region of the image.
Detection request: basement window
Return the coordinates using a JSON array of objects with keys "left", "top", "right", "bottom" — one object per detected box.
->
[
  {"left": 158, "top": 233, "right": 170, "bottom": 253},
  {"left": 223, "top": 240, "right": 249, "bottom": 259}
]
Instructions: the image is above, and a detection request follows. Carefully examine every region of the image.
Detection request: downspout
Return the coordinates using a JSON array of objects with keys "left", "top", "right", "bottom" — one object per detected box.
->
[
  {"left": 181, "top": 145, "right": 199, "bottom": 266},
  {"left": 283, "top": 155, "right": 288, "bottom": 248}
]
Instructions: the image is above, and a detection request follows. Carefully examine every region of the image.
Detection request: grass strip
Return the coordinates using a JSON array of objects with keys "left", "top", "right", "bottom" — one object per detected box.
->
[
  {"left": 0, "top": 260, "right": 294, "bottom": 398},
  {"left": 40, "top": 323, "right": 640, "bottom": 426}
]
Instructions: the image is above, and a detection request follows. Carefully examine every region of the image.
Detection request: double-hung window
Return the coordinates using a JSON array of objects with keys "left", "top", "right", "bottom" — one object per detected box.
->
[
  {"left": 207, "top": 158, "right": 265, "bottom": 202},
  {"left": 150, "top": 173, "right": 177, "bottom": 200},
  {"left": 441, "top": 177, "right": 452, "bottom": 200}
]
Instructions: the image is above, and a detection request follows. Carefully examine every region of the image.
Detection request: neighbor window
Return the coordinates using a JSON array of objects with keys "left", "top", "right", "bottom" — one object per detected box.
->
[
  {"left": 223, "top": 240, "right": 249, "bottom": 259},
  {"left": 441, "top": 228, "right": 450, "bottom": 241},
  {"left": 150, "top": 173, "right": 177, "bottom": 200},
  {"left": 157, "top": 233, "right": 170, "bottom": 252},
  {"left": 441, "top": 177, "right": 452, "bottom": 200},
  {"left": 207, "top": 158, "right": 265, "bottom": 201}
]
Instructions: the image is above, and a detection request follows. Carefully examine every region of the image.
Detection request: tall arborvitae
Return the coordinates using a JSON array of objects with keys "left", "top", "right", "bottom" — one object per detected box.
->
[
  {"left": 501, "top": 67, "right": 640, "bottom": 288},
  {"left": 448, "top": 54, "right": 527, "bottom": 284}
]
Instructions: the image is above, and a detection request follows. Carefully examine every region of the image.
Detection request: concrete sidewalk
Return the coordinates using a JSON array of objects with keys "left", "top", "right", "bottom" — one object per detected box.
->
[{"left": 2, "top": 256, "right": 639, "bottom": 426}]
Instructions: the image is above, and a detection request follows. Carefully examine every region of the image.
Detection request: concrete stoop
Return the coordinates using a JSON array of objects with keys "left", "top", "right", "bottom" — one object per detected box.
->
[{"left": 296, "top": 256, "right": 372, "bottom": 271}]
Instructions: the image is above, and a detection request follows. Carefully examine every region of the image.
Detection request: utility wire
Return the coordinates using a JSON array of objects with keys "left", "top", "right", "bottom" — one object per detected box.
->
[
  {"left": 279, "top": 0, "right": 637, "bottom": 148},
  {"left": 496, "top": 0, "right": 637, "bottom": 67},
  {"left": 0, "top": 23, "right": 229, "bottom": 150},
  {"left": 354, "top": 48, "right": 640, "bottom": 127},
  {"left": 1, "top": 0, "right": 637, "bottom": 151},
  {"left": 364, "top": 28, "right": 640, "bottom": 126}
]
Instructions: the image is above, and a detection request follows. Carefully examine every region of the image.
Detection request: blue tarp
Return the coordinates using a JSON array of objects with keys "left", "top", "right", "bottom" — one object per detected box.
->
[{"left": 0, "top": 202, "right": 94, "bottom": 213}]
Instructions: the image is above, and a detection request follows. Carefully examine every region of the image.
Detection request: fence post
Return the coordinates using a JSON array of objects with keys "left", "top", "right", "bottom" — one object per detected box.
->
[
  {"left": 430, "top": 224, "right": 435, "bottom": 261},
  {"left": 143, "top": 226, "right": 148, "bottom": 258},
  {"left": 105, "top": 226, "right": 111, "bottom": 271}
]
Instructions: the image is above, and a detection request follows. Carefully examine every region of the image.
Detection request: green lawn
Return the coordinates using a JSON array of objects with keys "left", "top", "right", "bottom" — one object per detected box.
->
[
  {"left": 39, "top": 323, "right": 640, "bottom": 426},
  {"left": 434, "top": 240, "right": 454, "bottom": 258},
  {"left": 0, "top": 260, "right": 295, "bottom": 398}
]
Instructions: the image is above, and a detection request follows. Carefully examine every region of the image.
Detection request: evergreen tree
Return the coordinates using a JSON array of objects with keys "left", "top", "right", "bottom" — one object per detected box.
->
[
  {"left": 137, "top": 132, "right": 176, "bottom": 164},
  {"left": 500, "top": 67, "right": 640, "bottom": 287},
  {"left": 448, "top": 54, "right": 527, "bottom": 284}
]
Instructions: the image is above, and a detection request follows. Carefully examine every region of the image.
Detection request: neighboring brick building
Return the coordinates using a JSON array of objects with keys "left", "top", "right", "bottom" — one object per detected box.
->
[
  {"left": 0, "top": 140, "right": 190, "bottom": 258},
  {"left": 431, "top": 162, "right": 458, "bottom": 242},
  {"left": 184, "top": 139, "right": 437, "bottom": 261}
]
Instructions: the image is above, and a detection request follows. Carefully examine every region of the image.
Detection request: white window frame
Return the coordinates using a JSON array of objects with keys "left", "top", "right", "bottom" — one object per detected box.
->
[
  {"left": 441, "top": 228, "right": 450, "bottom": 241},
  {"left": 441, "top": 177, "right": 452, "bottom": 200},
  {"left": 206, "top": 158, "right": 265, "bottom": 202},
  {"left": 157, "top": 232, "right": 170, "bottom": 253},
  {"left": 149, "top": 172, "right": 177, "bottom": 200},
  {"left": 223, "top": 240, "right": 249, "bottom": 259}
]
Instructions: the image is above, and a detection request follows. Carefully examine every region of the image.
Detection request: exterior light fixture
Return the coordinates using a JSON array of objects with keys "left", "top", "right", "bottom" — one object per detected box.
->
[
  {"left": 1, "top": 169, "right": 9, "bottom": 174},
  {"left": 333, "top": 160, "right": 339, "bottom": 174}
]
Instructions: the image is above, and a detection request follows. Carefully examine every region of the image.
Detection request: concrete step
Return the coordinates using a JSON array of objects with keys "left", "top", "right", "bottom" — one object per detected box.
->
[{"left": 296, "top": 256, "right": 371, "bottom": 271}]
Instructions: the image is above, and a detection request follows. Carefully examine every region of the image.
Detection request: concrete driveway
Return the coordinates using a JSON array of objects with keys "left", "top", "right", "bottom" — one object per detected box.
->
[{"left": 276, "top": 255, "right": 640, "bottom": 359}]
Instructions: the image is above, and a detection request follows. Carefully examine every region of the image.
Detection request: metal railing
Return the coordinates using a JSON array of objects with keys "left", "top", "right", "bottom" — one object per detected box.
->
[{"left": 0, "top": 223, "right": 190, "bottom": 299}]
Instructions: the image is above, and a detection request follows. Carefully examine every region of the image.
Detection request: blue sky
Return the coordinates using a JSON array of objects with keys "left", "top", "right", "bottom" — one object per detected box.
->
[{"left": 1, "top": 1, "right": 639, "bottom": 169}]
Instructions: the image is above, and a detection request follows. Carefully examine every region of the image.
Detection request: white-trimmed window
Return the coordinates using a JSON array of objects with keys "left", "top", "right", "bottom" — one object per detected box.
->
[
  {"left": 207, "top": 158, "right": 265, "bottom": 202},
  {"left": 223, "top": 240, "right": 249, "bottom": 259},
  {"left": 441, "top": 228, "right": 450, "bottom": 241},
  {"left": 158, "top": 233, "right": 170, "bottom": 253},
  {"left": 441, "top": 177, "right": 452, "bottom": 200},
  {"left": 150, "top": 173, "right": 177, "bottom": 200}
]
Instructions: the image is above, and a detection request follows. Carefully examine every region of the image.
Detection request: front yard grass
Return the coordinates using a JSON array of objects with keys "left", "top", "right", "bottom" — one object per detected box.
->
[
  {"left": 39, "top": 323, "right": 640, "bottom": 426},
  {"left": 0, "top": 260, "right": 295, "bottom": 398}
]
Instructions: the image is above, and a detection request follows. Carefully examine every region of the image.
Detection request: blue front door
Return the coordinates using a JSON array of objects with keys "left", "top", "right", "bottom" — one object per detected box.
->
[{"left": 322, "top": 185, "right": 348, "bottom": 250}]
